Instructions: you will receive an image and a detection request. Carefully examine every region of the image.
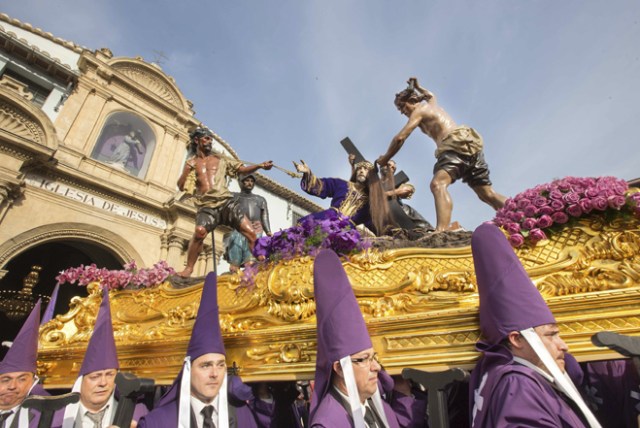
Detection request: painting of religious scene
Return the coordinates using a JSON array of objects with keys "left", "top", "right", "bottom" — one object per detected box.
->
[{"left": 90, "top": 111, "right": 156, "bottom": 178}]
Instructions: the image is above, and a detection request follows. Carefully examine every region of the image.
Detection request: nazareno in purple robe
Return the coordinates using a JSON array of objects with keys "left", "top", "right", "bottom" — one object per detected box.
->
[
  {"left": 469, "top": 343, "right": 588, "bottom": 428},
  {"left": 309, "top": 390, "right": 401, "bottom": 428},
  {"left": 137, "top": 381, "right": 273, "bottom": 428},
  {"left": 580, "top": 359, "right": 640, "bottom": 428}
]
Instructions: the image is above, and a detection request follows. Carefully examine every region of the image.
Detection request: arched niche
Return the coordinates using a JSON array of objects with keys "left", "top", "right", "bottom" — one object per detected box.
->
[{"left": 90, "top": 111, "right": 156, "bottom": 178}]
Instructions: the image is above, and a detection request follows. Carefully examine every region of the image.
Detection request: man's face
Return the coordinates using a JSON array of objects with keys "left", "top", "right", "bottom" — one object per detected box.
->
[
  {"left": 387, "top": 161, "right": 397, "bottom": 174},
  {"left": 512, "top": 324, "right": 568, "bottom": 373},
  {"left": 241, "top": 177, "right": 255, "bottom": 192},
  {"left": 80, "top": 369, "right": 117, "bottom": 412},
  {"left": 355, "top": 166, "right": 369, "bottom": 184},
  {"left": 197, "top": 135, "right": 213, "bottom": 154},
  {"left": 0, "top": 371, "right": 34, "bottom": 410},
  {"left": 191, "top": 353, "right": 226, "bottom": 403},
  {"left": 396, "top": 101, "right": 408, "bottom": 116},
  {"left": 333, "top": 347, "right": 381, "bottom": 403}
]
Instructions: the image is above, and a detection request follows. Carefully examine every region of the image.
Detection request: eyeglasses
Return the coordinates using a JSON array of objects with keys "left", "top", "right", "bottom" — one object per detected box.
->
[{"left": 350, "top": 353, "right": 381, "bottom": 368}]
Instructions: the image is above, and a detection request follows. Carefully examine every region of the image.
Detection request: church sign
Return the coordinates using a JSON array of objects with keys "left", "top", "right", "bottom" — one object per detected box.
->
[{"left": 25, "top": 173, "right": 167, "bottom": 229}]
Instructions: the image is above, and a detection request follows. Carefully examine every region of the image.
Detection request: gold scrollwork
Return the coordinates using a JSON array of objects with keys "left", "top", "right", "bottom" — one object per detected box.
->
[{"left": 246, "top": 342, "right": 315, "bottom": 364}]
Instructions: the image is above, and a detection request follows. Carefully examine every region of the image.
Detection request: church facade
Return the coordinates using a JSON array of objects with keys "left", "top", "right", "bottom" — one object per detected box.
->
[{"left": 0, "top": 13, "right": 318, "bottom": 343}]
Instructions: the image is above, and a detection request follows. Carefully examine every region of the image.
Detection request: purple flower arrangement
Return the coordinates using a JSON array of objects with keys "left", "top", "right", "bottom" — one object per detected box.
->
[
  {"left": 240, "top": 214, "right": 369, "bottom": 288},
  {"left": 253, "top": 214, "right": 369, "bottom": 262},
  {"left": 55, "top": 260, "right": 175, "bottom": 290},
  {"left": 494, "top": 176, "right": 640, "bottom": 248}
]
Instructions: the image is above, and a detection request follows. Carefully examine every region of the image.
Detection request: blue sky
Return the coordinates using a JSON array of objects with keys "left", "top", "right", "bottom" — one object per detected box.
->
[{"left": 4, "top": 1, "right": 639, "bottom": 230}]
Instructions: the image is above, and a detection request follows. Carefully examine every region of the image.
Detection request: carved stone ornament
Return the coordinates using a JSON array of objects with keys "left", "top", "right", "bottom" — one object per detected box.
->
[{"left": 38, "top": 214, "right": 640, "bottom": 388}]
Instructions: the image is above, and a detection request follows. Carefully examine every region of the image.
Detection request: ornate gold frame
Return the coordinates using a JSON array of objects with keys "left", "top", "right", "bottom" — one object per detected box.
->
[{"left": 38, "top": 216, "right": 640, "bottom": 388}]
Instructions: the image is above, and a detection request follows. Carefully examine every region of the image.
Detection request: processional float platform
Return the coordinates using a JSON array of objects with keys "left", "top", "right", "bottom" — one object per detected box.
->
[{"left": 37, "top": 215, "right": 640, "bottom": 388}]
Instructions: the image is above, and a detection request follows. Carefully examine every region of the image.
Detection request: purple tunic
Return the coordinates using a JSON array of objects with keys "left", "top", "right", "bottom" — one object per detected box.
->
[
  {"left": 309, "top": 390, "right": 401, "bottom": 428},
  {"left": 300, "top": 173, "right": 372, "bottom": 229},
  {"left": 137, "top": 398, "right": 273, "bottom": 428},
  {"left": 378, "top": 371, "right": 427, "bottom": 428},
  {"left": 470, "top": 344, "right": 587, "bottom": 428},
  {"left": 49, "top": 400, "right": 147, "bottom": 428},
  {"left": 581, "top": 359, "right": 640, "bottom": 428}
]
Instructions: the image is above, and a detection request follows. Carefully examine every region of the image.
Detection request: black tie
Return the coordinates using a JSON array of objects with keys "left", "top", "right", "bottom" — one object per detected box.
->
[
  {"left": 0, "top": 411, "right": 14, "bottom": 428},
  {"left": 202, "top": 405, "right": 216, "bottom": 428},
  {"left": 364, "top": 406, "right": 378, "bottom": 428}
]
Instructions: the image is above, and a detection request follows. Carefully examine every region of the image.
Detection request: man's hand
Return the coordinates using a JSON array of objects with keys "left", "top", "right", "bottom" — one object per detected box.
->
[
  {"left": 396, "top": 184, "right": 414, "bottom": 199},
  {"left": 376, "top": 156, "right": 389, "bottom": 167},
  {"left": 348, "top": 154, "right": 356, "bottom": 165},
  {"left": 407, "top": 76, "right": 419, "bottom": 88},
  {"left": 261, "top": 161, "right": 274, "bottom": 170},
  {"left": 293, "top": 160, "right": 310, "bottom": 174}
]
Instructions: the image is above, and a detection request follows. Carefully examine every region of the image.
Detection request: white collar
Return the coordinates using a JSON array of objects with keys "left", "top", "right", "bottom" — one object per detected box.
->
[
  {"left": 190, "top": 395, "right": 219, "bottom": 422},
  {"left": 78, "top": 392, "right": 115, "bottom": 422},
  {"left": 513, "top": 356, "right": 555, "bottom": 383}
]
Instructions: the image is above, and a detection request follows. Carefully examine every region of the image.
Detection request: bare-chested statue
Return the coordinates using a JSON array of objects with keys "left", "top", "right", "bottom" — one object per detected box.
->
[
  {"left": 177, "top": 127, "right": 273, "bottom": 277},
  {"left": 377, "top": 77, "right": 506, "bottom": 232}
]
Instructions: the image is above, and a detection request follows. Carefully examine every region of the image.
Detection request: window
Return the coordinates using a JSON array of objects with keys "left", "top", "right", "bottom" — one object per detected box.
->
[{"left": 2, "top": 68, "right": 51, "bottom": 107}]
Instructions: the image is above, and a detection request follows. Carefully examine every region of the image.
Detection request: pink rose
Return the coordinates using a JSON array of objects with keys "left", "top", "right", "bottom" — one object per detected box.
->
[
  {"left": 509, "top": 233, "right": 525, "bottom": 247},
  {"left": 523, "top": 205, "right": 539, "bottom": 217},
  {"left": 522, "top": 218, "right": 537, "bottom": 230},
  {"left": 592, "top": 196, "right": 608, "bottom": 211},
  {"left": 537, "top": 214, "right": 553, "bottom": 229},
  {"left": 529, "top": 228, "right": 547, "bottom": 243},
  {"left": 505, "top": 222, "right": 521, "bottom": 235},
  {"left": 608, "top": 195, "right": 626, "bottom": 209},
  {"left": 550, "top": 200, "right": 565, "bottom": 211},
  {"left": 509, "top": 211, "right": 525, "bottom": 222},
  {"left": 533, "top": 196, "right": 548, "bottom": 207},
  {"left": 549, "top": 190, "right": 564, "bottom": 201},
  {"left": 516, "top": 198, "right": 532, "bottom": 210},
  {"left": 562, "top": 192, "right": 580, "bottom": 204},
  {"left": 585, "top": 187, "right": 599, "bottom": 198},
  {"left": 551, "top": 211, "right": 569, "bottom": 224},
  {"left": 578, "top": 198, "right": 593, "bottom": 214},
  {"left": 539, "top": 206, "right": 554, "bottom": 216},
  {"left": 493, "top": 216, "right": 506, "bottom": 227},
  {"left": 567, "top": 204, "right": 583, "bottom": 217}
]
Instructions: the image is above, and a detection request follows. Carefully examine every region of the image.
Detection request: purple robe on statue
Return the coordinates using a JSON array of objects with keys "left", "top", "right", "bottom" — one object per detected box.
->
[
  {"left": 470, "top": 343, "right": 587, "bottom": 428},
  {"left": 299, "top": 172, "right": 373, "bottom": 229}
]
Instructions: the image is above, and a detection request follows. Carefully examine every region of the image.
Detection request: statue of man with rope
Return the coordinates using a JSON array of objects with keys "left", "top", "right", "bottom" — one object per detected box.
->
[{"left": 176, "top": 127, "right": 273, "bottom": 278}]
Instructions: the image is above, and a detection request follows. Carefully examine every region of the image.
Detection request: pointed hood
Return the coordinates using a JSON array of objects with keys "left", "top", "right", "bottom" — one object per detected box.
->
[
  {"left": 187, "top": 271, "right": 226, "bottom": 360},
  {"left": 41, "top": 283, "right": 60, "bottom": 325},
  {"left": 79, "top": 288, "right": 119, "bottom": 376},
  {"left": 310, "top": 249, "right": 372, "bottom": 420},
  {"left": 0, "top": 300, "right": 41, "bottom": 374},
  {"left": 471, "top": 223, "right": 556, "bottom": 344},
  {"left": 153, "top": 271, "right": 230, "bottom": 425}
]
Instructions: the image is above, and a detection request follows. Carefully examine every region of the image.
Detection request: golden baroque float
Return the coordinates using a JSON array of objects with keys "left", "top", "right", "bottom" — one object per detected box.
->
[{"left": 38, "top": 214, "right": 640, "bottom": 388}]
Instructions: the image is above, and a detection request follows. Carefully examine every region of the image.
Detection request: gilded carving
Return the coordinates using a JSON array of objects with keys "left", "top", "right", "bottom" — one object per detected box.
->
[
  {"left": 246, "top": 342, "right": 315, "bottom": 364},
  {"left": 37, "top": 215, "right": 640, "bottom": 386}
]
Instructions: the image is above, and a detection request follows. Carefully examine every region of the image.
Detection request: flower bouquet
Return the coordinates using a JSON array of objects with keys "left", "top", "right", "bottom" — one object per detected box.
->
[
  {"left": 55, "top": 260, "right": 175, "bottom": 290},
  {"left": 493, "top": 176, "right": 640, "bottom": 247},
  {"left": 241, "top": 214, "right": 369, "bottom": 288}
]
